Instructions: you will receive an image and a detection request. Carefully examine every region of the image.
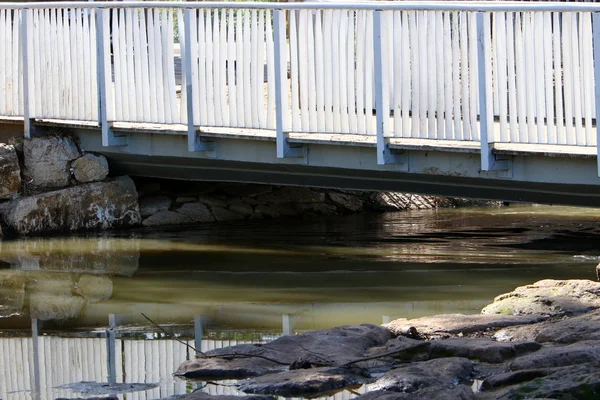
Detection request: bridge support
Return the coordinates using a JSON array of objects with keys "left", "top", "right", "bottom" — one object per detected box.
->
[
  {"left": 477, "top": 13, "right": 511, "bottom": 175},
  {"left": 96, "top": 10, "right": 127, "bottom": 147},
  {"left": 593, "top": 13, "right": 600, "bottom": 177},
  {"left": 374, "top": 10, "right": 408, "bottom": 169}
]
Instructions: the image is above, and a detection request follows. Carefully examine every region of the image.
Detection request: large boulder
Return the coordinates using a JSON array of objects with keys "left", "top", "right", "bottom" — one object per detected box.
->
[
  {"left": 482, "top": 279, "right": 600, "bottom": 317},
  {"left": 3, "top": 176, "right": 140, "bottom": 235},
  {"left": 72, "top": 153, "right": 109, "bottom": 183},
  {"left": 139, "top": 195, "right": 172, "bottom": 218},
  {"left": 23, "top": 136, "right": 81, "bottom": 189},
  {"left": 176, "top": 324, "right": 392, "bottom": 380},
  {"left": 0, "top": 143, "right": 21, "bottom": 200}
]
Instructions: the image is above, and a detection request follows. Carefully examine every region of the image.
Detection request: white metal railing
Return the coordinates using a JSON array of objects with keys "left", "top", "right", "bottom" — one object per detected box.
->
[{"left": 3, "top": 2, "right": 600, "bottom": 172}]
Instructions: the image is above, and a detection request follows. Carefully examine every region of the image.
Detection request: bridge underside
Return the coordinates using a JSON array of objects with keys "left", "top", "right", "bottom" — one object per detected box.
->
[{"left": 3, "top": 120, "right": 594, "bottom": 207}]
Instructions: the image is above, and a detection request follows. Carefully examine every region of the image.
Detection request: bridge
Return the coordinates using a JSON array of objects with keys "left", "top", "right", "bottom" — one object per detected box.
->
[{"left": 3, "top": 1, "right": 600, "bottom": 206}]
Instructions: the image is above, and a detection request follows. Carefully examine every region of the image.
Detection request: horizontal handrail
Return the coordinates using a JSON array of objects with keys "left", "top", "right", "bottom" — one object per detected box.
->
[{"left": 3, "top": 1, "right": 600, "bottom": 12}]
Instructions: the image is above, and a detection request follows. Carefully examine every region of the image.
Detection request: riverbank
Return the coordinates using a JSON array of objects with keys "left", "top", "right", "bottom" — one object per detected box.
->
[
  {"left": 0, "top": 135, "right": 499, "bottom": 237},
  {"left": 176, "top": 279, "right": 600, "bottom": 399}
]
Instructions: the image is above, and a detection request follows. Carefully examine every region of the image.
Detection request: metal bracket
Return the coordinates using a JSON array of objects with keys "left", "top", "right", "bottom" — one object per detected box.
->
[
  {"left": 280, "top": 137, "right": 306, "bottom": 158},
  {"left": 189, "top": 131, "right": 217, "bottom": 157},
  {"left": 490, "top": 155, "right": 513, "bottom": 178},
  {"left": 379, "top": 143, "right": 409, "bottom": 171},
  {"left": 102, "top": 124, "right": 127, "bottom": 146}
]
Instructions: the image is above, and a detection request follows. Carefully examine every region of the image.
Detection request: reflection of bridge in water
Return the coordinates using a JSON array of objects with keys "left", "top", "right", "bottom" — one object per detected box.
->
[
  {"left": 0, "top": 317, "right": 367, "bottom": 400},
  {"left": 4, "top": 2, "right": 600, "bottom": 205}
]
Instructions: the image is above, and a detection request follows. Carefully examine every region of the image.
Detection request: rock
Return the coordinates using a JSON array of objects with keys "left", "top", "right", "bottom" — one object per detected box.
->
[
  {"left": 327, "top": 192, "right": 364, "bottom": 212},
  {"left": 3, "top": 176, "right": 140, "bottom": 235},
  {"left": 239, "top": 366, "right": 367, "bottom": 398},
  {"left": 29, "top": 292, "right": 86, "bottom": 320},
  {"left": 356, "top": 385, "right": 474, "bottom": 400},
  {"left": 252, "top": 204, "right": 298, "bottom": 219},
  {"left": 142, "top": 210, "right": 192, "bottom": 227},
  {"left": 175, "top": 196, "right": 197, "bottom": 204},
  {"left": 480, "top": 367, "right": 557, "bottom": 391},
  {"left": 428, "top": 338, "right": 541, "bottom": 363},
  {"left": 74, "top": 275, "right": 113, "bottom": 302},
  {"left": 509, "top": 340, "right": 600, "bottom": 370},
  {"left": 228, "top": 199, "right": 254, "bottom": 218},
  {"left": 295, "top": 203, "right": 339, "bottom": 216},
  {"left": 72, "top": 154, "right": 109, "bottom": 183},
  {"left": 495, "top": 363, "right": 600, "bottom": 399},
  {"left": 177, "top": 202, "right": 215, "bottom": 223},
  {"left": 176, "top": 324, "right": 392, "bottom": 380},
  {"left": 363, "top": 336, "right": 432, "bottom": 363},
  {"left": 255, "top": 187, "right": 326, "bottom": 204},
  {"left": 0, "top": 143, "right": 21, "bottom": 200},
  {"left": 481, "top": 279, "right": 600, "bottom": 317},
  {"left": 139, "top": 195, "right": 172, "bottom": 218},
  {"left": 23, "top": 136, "right": 81, "bottom": 189},
  {"left": 368, "top": 357, "right": 473, "bottom": 393},
  {"left": 369, "top": 193, "right": 441, "bottom": 211},
  {"left": 212, "top": 206, "right": 243, "bottom": 222},
  {"left": 386, "top": 313, "right": 547, "bottom": 338},
  {"left": 197, "top": 194, "right": 228, "bottom": 208},
  {"left": 136, "top": 182, "right": 161, "bottom": 197},
  {"left": 184, "top": 393, "right": 275, "bottom": 400}
]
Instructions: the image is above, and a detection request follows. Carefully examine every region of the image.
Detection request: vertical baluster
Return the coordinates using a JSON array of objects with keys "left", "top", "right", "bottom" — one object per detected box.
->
[
  {"left": 133, "top": 8, "right": 144, "bottom": 121},
  {"left": 469, "top": 13, "right": 479, "bottom": 140},
  {"left": 235, "top": 9, "right": 244, "bottom": 127},
  {"left": 347, "top": 11, "right": 357, "bottom": 134},
  {"left": 460, "top": 12, "right": 471, "bottom": 140},
  {"left": 427, "top": 11, "right": 437, "bottom": 138},
  {"left": 419, "top": 11, "right": 429, "bottom": 138},
  {"left": 153, "top": 8, "right": 165, "bottom": 123},
  {"left": 543, "top": 12, "right": 556, "bottom": 144},
  {"left": 146, "top": 10, "right": 158, "bottom": 122},
  {"left": 315, "top": 10, "right": 326, "bottom": 131},
  {"left": 572, "top": 12, "right": 584, "bottom": 145},
  {"left": 307, "top": 10, "right": 317, "bottom": 132},
  {"left": 554, "top": 12, "right": 565, "bottom": 143},
  {"left": 242, "top": 11, "right": 251, "bottom": 127},
  {"left": 496, "top": 12, "right": 509, "bottom": 142},
  {"left": 165, "top": 9, "right": 177, "bottom": 123},
  {"left": 354, "top": 10, "right": 364, "bottom": 134},
  {"left": 266, "top": 9, "right": 276, "bottom": 129},
  {"left": 451, "top": 11, "right": 461, "bottom": 139},
  {"left": 205, "top": 10, "right": 215, "bottom": 126},
  {"left": 563, "top": 12, "right": 575, "bottom": 144},
  {"left": 442, "top": 12, "right": 452, "bottom": 139},
  {"left": 364, "top": 11, "right": 374, "bottom": 135},
  {"left": 227, "top": 9, "right": 237, "bottom": 126},
  {"left": 332, "top": 10, "right": 342, "bottom": 132},
  {"left": 393, "top": 11, "right": 403, "bottom": 138},
  {"left": 534, "top": 12, "right": 547, "bottom": 143},
  {"left": 289, "top": 10, "right": 299, "bottom": 131},
  {"left": 402, "top": 11, "right": 412, "bottom": 137},
  {"left": 298, "top": 10, "right": 309, "bottom": 131},
  {"left": 435, "top": 11, "right": 444, "bottom": 139},
  {"left": 140, "top": 8, "right": 151, "bottom": 122},
  {"left": 213, "top": 10, "right": 223, "bottom": 126},
  {"left": 582, "top": 12, "right": 594, "bottom": 145}
]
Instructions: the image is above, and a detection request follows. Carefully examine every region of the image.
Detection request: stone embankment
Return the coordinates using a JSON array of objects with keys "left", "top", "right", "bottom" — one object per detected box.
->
[
  {"left": 0, "top": 135, "right": 497, "bottom": 237},
  {"left": 176, "top": 279, "right": 600, "bottom": 400}
]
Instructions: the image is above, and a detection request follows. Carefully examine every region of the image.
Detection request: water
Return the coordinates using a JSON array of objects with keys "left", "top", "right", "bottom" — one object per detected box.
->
[{"left": 1, "top": 204, "right": 599, "bottom": 400}]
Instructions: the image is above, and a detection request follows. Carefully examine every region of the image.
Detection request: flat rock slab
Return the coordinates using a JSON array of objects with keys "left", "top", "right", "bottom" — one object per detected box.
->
[
  {"left": 509, "top": 340, "right": 600, "bottom": 370},
  {"left": 482, "top": 279, "right": 600, "bottom": 317},
  {"left": 176, "top": 324, "right": 392, "bottom": 380},
  {"left": 429, "top": 338, "right": 541, "bottom": 363},
  {"left": 56, "top": 382, "right": 158, "bottom": 395},
  {"left": 356, "top": 385, "right": 475, "bottom": 400},
  {"left": 368, "top": 357, "right": 473, "bottom": 392},
  {"left": 493, "top": 363, "right": 600, "bottom": 399},
  {"left": 183, "top": 392, "right": 275, "bottom": 400},
  {"left": 238, "top": 367, "right": 366, "bottom": 398},
  {"left": 386, "top": 314, "right": 546, "bottom": 338}
]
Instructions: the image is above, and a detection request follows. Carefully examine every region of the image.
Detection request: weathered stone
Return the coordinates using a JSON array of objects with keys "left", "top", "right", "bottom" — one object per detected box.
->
[
  {"left": 328, "top": 192, "right": 364, "bottom": 212},
  {"left": 509, "top": 340, "right": 600, "bottom": 370},
  {"left": 218, "top": 183, "right": 273, "bottom": 198},
  {"left": 24, "top": 136, "right": 81, "bottom": 189},
  {"left": 175, "top": 196, "right": 197, "bottom": 204},
  {"left": 177, "top": 324, "right": 392, "bottom": 380},
  {"left": 139, "top": 195, "right": 172, "bottom": 218},
  {"left": 212, "top": 206, "right": 244, "bottom": 222},
  {"left": 0, "top": 143, "right": 21, "bottom": 200},
  {"left": 228, "top": 199, "right": 254, "bottom": 218},
  {"left": 356, "top": 385, "right": 474, "bottom": 400},
  {"left": 495, "top": 363, "right": 600, "bottom": 399},
  {"left": 239, "top": 367, "right": 367, "bottom": 398},
  {"left": 197, "top": 194, "right": 228, "bottom": 208},
  {"left": 295, "top": 203, "right": 339, "bottom": 216},
  {"left": 428, "top": 338, "right": 541, "bottom": 363},
  {"left": 142, "top": 210, "right": 192, "bottom": 227},
  {"left": 72, "top": 154, "right": 109, "bottom": 183},
  {"left": 369, "top": 193, "right": 441, "bottom": 211},
  {"left": 255, "top": 187, "right": 326, "bottom": 204},
  {"left": 252, "top": 204, "right": 298, "bottom": 219},
  {"left": 480, "top": 368, "right": 557, "bottom": 391},
  {"left": 363, "top": 336, "right": 432, "bottom": 362},
  {"left": 177, "top": 202, "right": 215, "bottom": 223},
  {"left": 482, "top": 279, "right": 600, "bottom": 317},
  {"left": 184, "top": 393, "right": 275, "bottom": 400},
  {"left": 386, "top": 313, "right": 547, "bottom": 338},
  {"left": 3, "top": 176, "right": 140, "bottom": 235},
  {"left": 74, "top": 275, "right": 113, "bottom": 302},
  {"left": 368, "top": 357, "right": 473, "bottom": 393}
]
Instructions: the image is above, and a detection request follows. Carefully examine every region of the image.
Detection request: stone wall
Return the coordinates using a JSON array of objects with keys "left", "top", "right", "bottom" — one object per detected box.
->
[{"left": 0, "top": 135, "right": 499, "bottom": 237}]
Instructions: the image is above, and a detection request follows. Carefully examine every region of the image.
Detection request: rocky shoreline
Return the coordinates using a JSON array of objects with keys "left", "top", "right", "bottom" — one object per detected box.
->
[
  {"left": 0, "top": 135, "right": 499, "bottom": 237},
  {"left": 176, "top": 279, "right": 600, "bottom": 400}
]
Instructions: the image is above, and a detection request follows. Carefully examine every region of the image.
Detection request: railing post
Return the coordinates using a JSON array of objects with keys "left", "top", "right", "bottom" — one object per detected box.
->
[
  {"left": 96, "top": 9, "right": 126, "bottom": 146},
  {"left": 593, "top": 12, "right": 600, "bottom": 177},
  {"left": 477, "top": 12, "right": 510, "bottom": 173},
  {"left": 184, "top": 8, "right": 214, "bottom": 153},
  {"left": 373, "top": 10, "right": 406, "bottom": 167},
  {"left": 274, "top": 9, "right": 303, "bottom": 158},
  {"left": 21, "top": 9, "right": 34, "bottom": 138}
]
